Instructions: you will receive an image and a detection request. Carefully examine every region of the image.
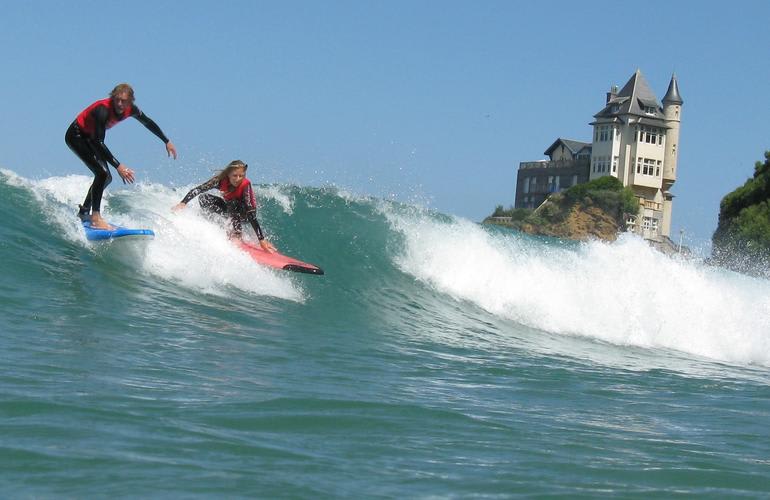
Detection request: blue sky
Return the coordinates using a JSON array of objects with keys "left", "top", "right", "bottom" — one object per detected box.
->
[{"left": 1, "top": 0, "right": 768, "bottom": 250}]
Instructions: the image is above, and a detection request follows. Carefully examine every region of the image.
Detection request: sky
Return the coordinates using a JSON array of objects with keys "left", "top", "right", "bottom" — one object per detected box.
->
[{"left": 1, "top": 0, "right": 768, "bottom": 251}]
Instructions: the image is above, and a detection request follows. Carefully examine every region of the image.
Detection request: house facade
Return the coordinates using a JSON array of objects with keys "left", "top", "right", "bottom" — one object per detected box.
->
[
  {"left": 514, "top": 70, "right": 683, "bottom": 241},
  {"left": 515, "top": 139, "right": 591, "bottom": 209}
]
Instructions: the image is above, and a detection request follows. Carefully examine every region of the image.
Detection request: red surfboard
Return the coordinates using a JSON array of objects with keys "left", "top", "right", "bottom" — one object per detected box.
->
[{"left": 236, "top": 241, "right": 324, "bottom": 275}]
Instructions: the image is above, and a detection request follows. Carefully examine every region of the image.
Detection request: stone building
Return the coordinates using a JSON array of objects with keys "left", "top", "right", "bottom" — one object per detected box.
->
[
  {"left": 514, "top": 70, "right": 683, "bottom": 241},
  {"left": 515, "top": 139, "right": 591, "bottom": 209}
]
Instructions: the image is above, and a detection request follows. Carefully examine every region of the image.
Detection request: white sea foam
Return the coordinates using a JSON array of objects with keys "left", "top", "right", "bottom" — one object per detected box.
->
[
  {"left": 255, "top": 184, "right": 294, "bottom": 215},
  {"left": 387, "top": 209, "right": 770, "bottom": 368},
  {"left": 28, "top": 175, "right": 303, "bottom": 302}
]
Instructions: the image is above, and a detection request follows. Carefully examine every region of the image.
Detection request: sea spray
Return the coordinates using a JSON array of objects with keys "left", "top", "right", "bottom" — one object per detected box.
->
[{"left": 383, "top": 204, "right": 770, "bottom": 367}]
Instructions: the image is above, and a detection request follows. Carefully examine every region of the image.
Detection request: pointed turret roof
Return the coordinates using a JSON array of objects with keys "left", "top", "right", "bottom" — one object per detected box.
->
[
  {"left": 592, "top": 69, "right": 666, "bottom": 126},
  {"left": 662, "top": 73, "right": 683, "bottom": 105}
]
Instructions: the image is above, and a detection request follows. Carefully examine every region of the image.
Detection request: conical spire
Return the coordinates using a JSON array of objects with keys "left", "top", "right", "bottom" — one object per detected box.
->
[{"left": 662, "top": 74, "right": 683, "bottom": 105}]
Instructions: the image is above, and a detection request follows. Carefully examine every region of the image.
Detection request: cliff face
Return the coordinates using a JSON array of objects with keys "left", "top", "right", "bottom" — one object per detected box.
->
[
  {"left": 711, "top": 151, "right": 770, "bottom": 278},
  {"left": 519, "top": 199, "right": 621, "bottom": 241},
  {"left": 485, "top": 176, "right": 636, "bottom": 242}
]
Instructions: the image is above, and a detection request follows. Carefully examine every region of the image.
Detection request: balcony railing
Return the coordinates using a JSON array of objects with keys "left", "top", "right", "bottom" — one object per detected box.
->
[
  {"left": 519, "top": 159, "right": 589, "bottom": 170},
  {"left": 638, "top": 199, "right": 662, "bottom": 211}
]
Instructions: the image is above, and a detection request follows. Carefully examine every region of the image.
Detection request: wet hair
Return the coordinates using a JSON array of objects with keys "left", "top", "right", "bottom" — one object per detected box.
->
[
  {"left": 110, "top": 83, "right": 135, "bottom": 103},
  {"left": 215, "top": 160, "right": 249, "bottom": 184}
]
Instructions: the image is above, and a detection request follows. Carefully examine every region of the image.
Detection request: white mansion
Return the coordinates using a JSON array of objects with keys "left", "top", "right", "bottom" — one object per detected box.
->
[{"left": 515, "top": 69, "right": 683, "bottom": 241}]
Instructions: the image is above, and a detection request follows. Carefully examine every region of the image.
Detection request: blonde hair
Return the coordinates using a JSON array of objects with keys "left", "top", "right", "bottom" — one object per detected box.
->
[
  {"left": 110, "top": 83, "right": 135, "bottom": 103},
  {"left": 215, "top": 160, "right": 249, "bottom": 184}
]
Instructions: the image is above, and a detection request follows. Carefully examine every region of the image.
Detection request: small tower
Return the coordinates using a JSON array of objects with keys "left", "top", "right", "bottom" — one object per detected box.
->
[
  {"left": 661, "top": 74, "right": 683, "bottom": 237},
  {"left": 662, "top": 74, "right": 683, "bottom": 181}
]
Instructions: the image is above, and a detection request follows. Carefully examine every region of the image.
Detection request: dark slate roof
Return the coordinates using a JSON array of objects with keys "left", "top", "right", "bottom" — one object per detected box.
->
[
  {"left": 593, "top": 69, "right": 665, "bottom": 120},
  {"left": 662, "top": 74, "right": 683, "bottom": 105},
  {"left": 544, "top": 138, "right": 592, "bottom": 157},
  {"left": 636, "top": 116, "right": 670, "bottom": 128}
]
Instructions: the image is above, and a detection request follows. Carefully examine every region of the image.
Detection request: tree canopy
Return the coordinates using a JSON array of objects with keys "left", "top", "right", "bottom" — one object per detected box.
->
[{"left": 712, "top": 151, "right": 770, "bottom": 277}]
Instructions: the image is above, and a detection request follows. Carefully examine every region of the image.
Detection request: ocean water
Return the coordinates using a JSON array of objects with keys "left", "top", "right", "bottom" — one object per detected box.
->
[{"left": 1, "top": 169, "right": 769, "bottom": 498}]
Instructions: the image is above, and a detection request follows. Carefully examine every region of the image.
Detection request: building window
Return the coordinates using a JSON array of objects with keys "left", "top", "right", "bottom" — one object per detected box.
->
[
  {"left": 642, "top": 217, "right": 659, "bottom": 232},
  {"left": 523, "top": 176, "right": 529, "bottom": 194},
  {"left": 636, "top": 157, "right": 642, "bottom": 174},
  {"left": 642, "top": 158, "right": 656, "bottom": 176},
  {"left": 656, "top": 161, "right": 661, "bottom": 177},
  {"left": 641, "top": 126, "right": 659, "bottom": 144},
  {"left": 613, "top": 156, "right": 618, "bottom": 173}
]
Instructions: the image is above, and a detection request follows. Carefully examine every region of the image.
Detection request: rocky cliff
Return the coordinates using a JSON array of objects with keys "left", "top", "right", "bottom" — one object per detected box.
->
[
  {"left": 484, "top": 176, "right": 638, "bottom": 242},
  {"left": 518, "top": 199, "right": 623, "bottom": 241}
]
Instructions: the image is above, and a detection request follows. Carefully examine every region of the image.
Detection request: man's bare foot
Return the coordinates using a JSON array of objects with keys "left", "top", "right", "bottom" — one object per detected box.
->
[{"left": 90, "top": 214, "right": 114, "bottom": 230}]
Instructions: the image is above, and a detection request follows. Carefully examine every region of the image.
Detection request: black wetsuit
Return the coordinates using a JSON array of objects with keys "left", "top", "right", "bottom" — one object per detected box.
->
[
  {"left": 65, "top": 102, "right": 169, "bottom": 216},
  {"left": 180, "top": 177, "right": 266, "bottom": 240}
]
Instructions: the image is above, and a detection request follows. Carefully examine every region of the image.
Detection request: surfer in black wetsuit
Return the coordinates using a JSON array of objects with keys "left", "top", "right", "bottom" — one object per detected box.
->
[
  {"left": 66, "top": 83, "right": 177, "bottom": 229},
  {"left": 173, "top": 160, "right": 277, "bottom": 252}
]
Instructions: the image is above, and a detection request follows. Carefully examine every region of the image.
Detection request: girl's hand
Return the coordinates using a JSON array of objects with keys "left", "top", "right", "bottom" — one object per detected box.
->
[{"left": 172, "top": 202, "right": 187, "bottom": 212}]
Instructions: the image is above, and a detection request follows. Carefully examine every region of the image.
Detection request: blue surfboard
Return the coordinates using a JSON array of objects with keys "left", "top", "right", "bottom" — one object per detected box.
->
[{"left": 82, "top": 220, "right": 155, "bottom": 241}]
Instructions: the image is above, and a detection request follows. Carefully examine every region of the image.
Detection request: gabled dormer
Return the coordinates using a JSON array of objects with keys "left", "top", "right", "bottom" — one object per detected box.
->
[{"left": 544, "top": 138, "right": 592, "bottom": 161}]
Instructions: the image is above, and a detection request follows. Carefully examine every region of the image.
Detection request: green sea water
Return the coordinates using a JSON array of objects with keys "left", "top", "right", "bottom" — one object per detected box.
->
[{"left": 1, "top": 169, "right": 769, "bottom": 498}]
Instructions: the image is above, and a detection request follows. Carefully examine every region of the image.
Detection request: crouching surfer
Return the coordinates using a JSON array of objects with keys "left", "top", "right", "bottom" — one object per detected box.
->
[
  {"left": 173, "top": 160, "right": 277, "bottom": 252},
  {"left": 66, "top": 83, "right": 177, "bottom": 229}
]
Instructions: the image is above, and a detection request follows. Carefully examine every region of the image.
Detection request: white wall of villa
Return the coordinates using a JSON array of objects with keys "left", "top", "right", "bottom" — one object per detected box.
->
[{"left": 586, "top": 70, "right": 683, "bottom": 240}]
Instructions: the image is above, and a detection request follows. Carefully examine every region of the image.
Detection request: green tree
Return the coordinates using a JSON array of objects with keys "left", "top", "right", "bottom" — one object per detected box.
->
[{"left": 712, "top": 151, "right": 770, "bottom": 277}]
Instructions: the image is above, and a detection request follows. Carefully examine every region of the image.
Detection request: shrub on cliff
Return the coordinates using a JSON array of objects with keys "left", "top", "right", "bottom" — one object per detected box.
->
[
  {"left": 712, "top": 151, "right": 770, "bottom": 276},
  {"left": 562, "top": 176, "right": 638, "bottom": 219},
  {"left": 486, "top": 175, "right": 638, "bottom": 240},
  {"left": 489, "top": 205, "right": 532, "bottom": 221}
]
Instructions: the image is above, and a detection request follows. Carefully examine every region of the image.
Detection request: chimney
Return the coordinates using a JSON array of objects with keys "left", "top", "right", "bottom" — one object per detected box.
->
[{"left": 606, "top": 85, "right": 618, "bottom": 104}]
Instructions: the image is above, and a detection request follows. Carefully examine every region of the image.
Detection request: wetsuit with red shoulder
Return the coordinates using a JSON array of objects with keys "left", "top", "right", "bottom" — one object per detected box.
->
[
  {"left": 179, "top": 176, "right": 266, "bottom": 240},
  {"left": 65, "top": 98, "right": 171, "bottom": 215},
  {"left": 74, "top": 98, "right": 170, "bottom": 168}
]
